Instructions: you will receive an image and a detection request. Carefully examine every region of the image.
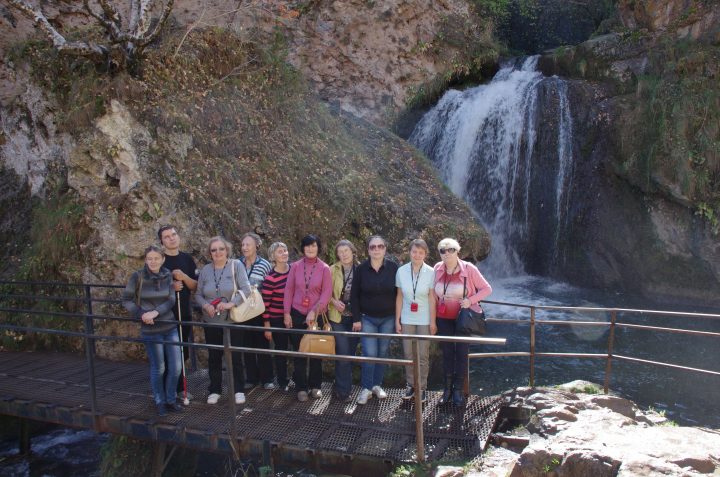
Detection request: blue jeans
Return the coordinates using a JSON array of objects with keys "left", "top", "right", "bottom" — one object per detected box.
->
[
  {"left": 331, "top": 316, "right": 359, "bottom": 397},
  {"left": 360, "top": 315, "right": 394, "bottom": 390},
  {"left": 143, "top": 328, "right": 181, "bottom": 405}
]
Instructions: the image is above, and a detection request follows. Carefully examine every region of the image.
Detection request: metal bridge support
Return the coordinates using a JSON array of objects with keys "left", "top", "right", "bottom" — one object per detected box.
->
[{"left": 18, "top": 418, "right": 30, "bottom": 455}]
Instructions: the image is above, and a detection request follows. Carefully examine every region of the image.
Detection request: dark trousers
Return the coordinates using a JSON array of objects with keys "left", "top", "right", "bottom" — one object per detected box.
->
[
  {"left": 268, "top": 317, "right": 289, "bottom": 387},
  {"left": 437, "top": 318, "right": 468, "bottom": 377},
  {"left": 205, "top": 324, "right": 245, "bottom": 394},
  {"left": 243, "top": 316, "right": 273, "bottom": 385},
  {"left": 290, "top": 308, "right": 322, "bottom": 391}
]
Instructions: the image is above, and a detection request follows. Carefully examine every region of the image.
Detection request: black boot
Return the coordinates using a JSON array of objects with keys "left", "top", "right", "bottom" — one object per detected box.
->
[
  {"left": 440, "top": 374, "right": 454, "bottom": 404},
  {"left": 452, "top": 374, "right": 465, "bottom": 406}
]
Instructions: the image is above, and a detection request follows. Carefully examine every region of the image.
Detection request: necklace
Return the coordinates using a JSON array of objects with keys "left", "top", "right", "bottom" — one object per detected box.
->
[{"left": 212, "top": 262, "right": 228, "bottom": 294}]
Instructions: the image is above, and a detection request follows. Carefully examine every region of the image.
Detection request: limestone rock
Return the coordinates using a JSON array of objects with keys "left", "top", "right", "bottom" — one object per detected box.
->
[{"left": 498, "top": 386, "right": 720, "bottom": 477}]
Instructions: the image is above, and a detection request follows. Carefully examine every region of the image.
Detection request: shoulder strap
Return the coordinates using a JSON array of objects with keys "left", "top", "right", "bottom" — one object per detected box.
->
[
  {"left": 135, "top": 271, "right": 144, "bottom": 307},
  {"left": 463, "top": 276, "right": 467, "bottom": 299},
  {"left": 231, "top": 260, "right": 238, "bottom": 296}
]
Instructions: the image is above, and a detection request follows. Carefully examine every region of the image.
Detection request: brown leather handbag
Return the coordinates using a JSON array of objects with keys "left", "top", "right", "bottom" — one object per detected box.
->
[{"left": 299, "top": 312, "right": 336, "bottom": 355}]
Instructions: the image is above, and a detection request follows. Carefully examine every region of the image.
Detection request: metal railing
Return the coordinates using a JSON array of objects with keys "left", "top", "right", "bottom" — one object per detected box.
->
[
  {"left": 466, "top": 300, "right": 720, "bottom": 396},
  {"left": 0, "top": 280, "right": 505, "bottom": 463}
]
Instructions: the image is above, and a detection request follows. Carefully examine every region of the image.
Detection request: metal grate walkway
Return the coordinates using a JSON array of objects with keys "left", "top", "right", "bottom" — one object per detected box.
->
[{"left": 0, "top": 351, "right": 501, "bottom": 463}]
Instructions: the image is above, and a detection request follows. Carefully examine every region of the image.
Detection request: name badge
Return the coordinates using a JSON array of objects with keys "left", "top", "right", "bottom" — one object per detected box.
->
[
  {"left": 410, "top": 302, "right": 418, "bottom": 312},
  {"left": 301, "top": 296, "right": 310, "bottom": 307}
]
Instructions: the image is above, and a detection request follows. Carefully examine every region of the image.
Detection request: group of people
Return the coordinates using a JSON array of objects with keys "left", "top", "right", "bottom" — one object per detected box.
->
[{"left": 122, "top": 226, "right": 492, "bottom": 416}]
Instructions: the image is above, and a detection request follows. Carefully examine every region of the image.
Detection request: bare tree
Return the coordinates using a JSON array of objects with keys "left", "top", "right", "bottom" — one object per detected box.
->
[{"left": 4, "top": 0, "right": 175, "bottom": 71}]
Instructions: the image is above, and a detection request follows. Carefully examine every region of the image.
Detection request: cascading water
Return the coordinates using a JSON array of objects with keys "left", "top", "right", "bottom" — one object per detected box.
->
[{"left": 409, "top": 56, "right": 576, "bottom": 278}]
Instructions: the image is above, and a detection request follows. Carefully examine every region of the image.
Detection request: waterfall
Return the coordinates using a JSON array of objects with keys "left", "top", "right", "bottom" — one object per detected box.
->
[{"left": 409, "top": 57, "right": 576, "bottom": 278}]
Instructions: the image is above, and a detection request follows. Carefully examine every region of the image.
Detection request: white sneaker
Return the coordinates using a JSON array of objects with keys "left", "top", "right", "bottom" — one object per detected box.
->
[
  {"left": 372, "top": 385, "right": 388, "bottom": 399},
  {"left": 207, "top": 393, "right": 220, "bottom": 404},
  {"left": 357, "top": 388, "right": 372, "bottom": 405},
  {"left": 235, "top": 392, "right": 246, "bottom": 404},
  {"left": 263, "top": 382, "right": 276, "bottom": 390},
  {"left": 309, "top": 388, "right": 322, "bottom": 399}
]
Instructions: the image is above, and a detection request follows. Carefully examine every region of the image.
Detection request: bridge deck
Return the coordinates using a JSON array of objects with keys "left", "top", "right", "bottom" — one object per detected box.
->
[{"left": 0, "top": 351, "right": 501, "bottom": 464}]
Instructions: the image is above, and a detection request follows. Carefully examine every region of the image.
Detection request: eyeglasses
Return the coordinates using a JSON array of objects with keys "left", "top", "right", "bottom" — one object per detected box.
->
[
  {"left": 369, "top": 244, "right": 386, "bottom": 251},
  {"left": 210, "top": 247, "right": 226, "bottom": 253},
  {"left": 439, "top": 248, "right": 457, "bottom": 255}
]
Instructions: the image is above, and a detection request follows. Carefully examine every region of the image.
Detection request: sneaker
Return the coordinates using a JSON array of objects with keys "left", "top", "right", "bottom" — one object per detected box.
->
[
  {"left": 156, "top": 403, "right": 167, "bottom": 417},
  {"left": 297, "top": 391, "right": 309, "bottom": 402},
  {"left": 309, "top": 388, "right": 322, "bottom": 399},
  {"left": 402, "top": 386, "right": 415, "bottom": 400},
  {"left": 234, "top": 392, "right": 246, "bottom": 405},
  {"left": 177, "top": 392, "right": 193, "bottom": 402},
  {"left": 166, "top": 402, "right": 183, "bottom": 412},
  {"left": 357, "top": 388, "right": 372, "bottom": 405},
  {"left": 207, "top": 393, "right": 220, "bottom": 404},
  {"left": 282, "top": 383, "right": 291, "bottom": 392},
  {"left": 372, "top": 385, "right": 388, "bottom": 399},
  {"left": 263, "top": 382, "right": 276, "bottom": 390}
]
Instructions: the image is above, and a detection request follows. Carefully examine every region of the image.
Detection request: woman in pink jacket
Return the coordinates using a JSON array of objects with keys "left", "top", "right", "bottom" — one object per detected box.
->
[{"left": 433, "top": 237, "right": 492, "bottom": 405}]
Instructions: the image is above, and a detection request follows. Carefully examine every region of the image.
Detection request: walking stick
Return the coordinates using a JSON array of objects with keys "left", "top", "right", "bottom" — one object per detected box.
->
[{"left": 177, "top": 291, "right": 190, "bottom": 405}]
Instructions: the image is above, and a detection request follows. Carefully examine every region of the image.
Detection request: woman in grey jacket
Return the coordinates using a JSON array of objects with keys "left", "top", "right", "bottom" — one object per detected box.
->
[
  {"left": 196, "top": 236, "right": 252, "bottom": 405},
  {"left": 122, "top": 245, "right": 181, "bottom": 417}
]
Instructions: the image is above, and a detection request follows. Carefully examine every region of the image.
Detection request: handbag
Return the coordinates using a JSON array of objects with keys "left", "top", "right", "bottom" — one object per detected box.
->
[
  {"left": 456, "top": 277, "right": 487, "bottom": 336},
  {"left": 299, "top": 312, "right": 336, "bottom": 355},
  {"left": 229, "top": 260, "right": 265, "bottom": 323}
]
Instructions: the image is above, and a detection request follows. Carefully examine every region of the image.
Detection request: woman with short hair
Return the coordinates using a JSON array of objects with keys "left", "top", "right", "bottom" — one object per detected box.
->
[
  {"left": 283, "top": 235, "right": 332, "bottom": 402},
  {"left": 239, "top": 232, "right": 274, "bottom": 389},
  {"left": 122, "top": 245, "right": 181, "bottom": 417},
  {"left": 328, "top": 239, "right": 361, "bottom": 402},
  {"left": 196, "top": 236, "right": 252, "bottom": 405},
  {"left": 352, "top": 235, "right": 398, "bottom": 405},
  {"left": 432, "top": 237, "right": 492, "bottom": 405},
  {"left": 395, "top": 239, "right": 436, "bottom": 403},
  {"left": 261, "top": 241, "right": 291, "bottom": 391}
]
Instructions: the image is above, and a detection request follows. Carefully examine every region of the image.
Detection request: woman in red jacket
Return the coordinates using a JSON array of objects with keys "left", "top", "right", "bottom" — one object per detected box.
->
[{"left": 433, "top": 237, "right": 492, "bottom": 405}]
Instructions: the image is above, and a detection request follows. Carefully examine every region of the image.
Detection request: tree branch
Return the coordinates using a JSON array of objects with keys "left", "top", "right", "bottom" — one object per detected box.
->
[
  {"left": 96, "top": 0, "right": 122, "bottom": 29},
  {"left": 7, "top": 0, "right": 107, "bottom": 61},
  {"left": 138, "top": 0, "right": 174, "bottom": 47}
]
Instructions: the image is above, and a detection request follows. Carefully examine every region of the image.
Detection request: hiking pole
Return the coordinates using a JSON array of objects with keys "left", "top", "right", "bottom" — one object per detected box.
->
[{"left": 177, "top": 292, "right": 190, "bottom": 405}]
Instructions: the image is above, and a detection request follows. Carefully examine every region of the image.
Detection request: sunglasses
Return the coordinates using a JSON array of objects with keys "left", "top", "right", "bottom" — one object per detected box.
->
[
  {"left": 369, "top": 243, "right": 386, "bottom": 251},
  {"left": 439, "top": 248, "right": 457, "bottom": 255},
  {"left": 210, "top": 247, "right": 226, "bottom": 253}
]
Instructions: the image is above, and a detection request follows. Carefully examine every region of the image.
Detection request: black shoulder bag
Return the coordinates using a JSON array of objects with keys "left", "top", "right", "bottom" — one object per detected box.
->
[{"left": 456, "top": 277, "right": 486, "bottom": 336}]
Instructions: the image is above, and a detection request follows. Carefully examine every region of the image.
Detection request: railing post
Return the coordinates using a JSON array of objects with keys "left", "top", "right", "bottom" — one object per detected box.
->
[
  {"left": 529, "top": 307, "right": 536, "bottom": 387},
  {"left": 412, "top": 338, "right": 425, "bottom": 463},
  {"left": 604, "top": 310, "right": 617, "bottom": 394},
  {"left": 223, "top": 326, "right": 238, "bottom": 454},
  {"left": 83, "top": 285, "right": 99, "bottom": 431}
]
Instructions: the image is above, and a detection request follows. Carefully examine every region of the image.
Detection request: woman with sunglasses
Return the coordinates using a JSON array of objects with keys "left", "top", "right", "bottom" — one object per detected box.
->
[
  {"left": 433, "top": 238, "right": 492, "bottom": 405},
  {"left": 196, "top": 236, "right": 251, "bottom": 406},
  {"left": 351, "top": 235, "right": 399, "bottom": 405}
]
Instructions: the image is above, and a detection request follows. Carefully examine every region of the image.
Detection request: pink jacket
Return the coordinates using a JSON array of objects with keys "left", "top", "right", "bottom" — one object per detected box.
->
[
  {"left": 283, "top": 257, "right": 332, "bottom": 315},
  {"left": 433, "top": 259, "right": 492, "bottom": 313}
]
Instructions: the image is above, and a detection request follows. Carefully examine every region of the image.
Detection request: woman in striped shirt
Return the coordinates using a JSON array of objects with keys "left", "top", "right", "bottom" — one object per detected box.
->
[
  {"left": 261, "top": 242, "right": 291, "bottom": 391},
  {"left": 240, "top": 232, "right": 274, "bottom": 389}
]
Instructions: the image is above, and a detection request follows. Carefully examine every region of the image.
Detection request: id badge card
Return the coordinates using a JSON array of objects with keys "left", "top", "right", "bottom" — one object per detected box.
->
[
  {"left": 438, "top": 301, "right": 447, "bottom": 315},
  {"left": 410, "top": 302, "right": 419, "bottom": 312},
  {"left": 301, "top": 296, "right": 310, "bottom": 307}
]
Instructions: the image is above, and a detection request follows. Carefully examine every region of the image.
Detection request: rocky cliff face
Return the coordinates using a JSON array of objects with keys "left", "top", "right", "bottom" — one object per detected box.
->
[
  {"left": 1, "top": 0, "right": 498, "bottom": 127},
  {"left": 531, "top": 0, "right": 720, "bottom": 304}
]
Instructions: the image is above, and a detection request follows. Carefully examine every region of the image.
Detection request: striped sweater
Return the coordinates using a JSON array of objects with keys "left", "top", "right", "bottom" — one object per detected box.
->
[{"left": 261, "top": 269, "right": 289, "bottom": 320}]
